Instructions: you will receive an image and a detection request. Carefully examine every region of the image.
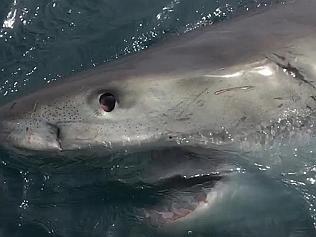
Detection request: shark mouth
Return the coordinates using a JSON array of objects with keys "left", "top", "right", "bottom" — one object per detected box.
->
[{"left": 141, "top": 174, "right": 222, "bottom": 227}]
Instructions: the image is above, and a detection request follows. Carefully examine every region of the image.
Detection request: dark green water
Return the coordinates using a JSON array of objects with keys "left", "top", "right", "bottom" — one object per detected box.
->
[{"left": 0, "top": 0, "right": 316, "bottom": 236}]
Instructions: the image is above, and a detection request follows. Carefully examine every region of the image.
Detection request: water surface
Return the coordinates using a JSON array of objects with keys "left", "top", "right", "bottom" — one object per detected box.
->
[{"left": 0, "top": 0, "right": 316, "bottom": 236}]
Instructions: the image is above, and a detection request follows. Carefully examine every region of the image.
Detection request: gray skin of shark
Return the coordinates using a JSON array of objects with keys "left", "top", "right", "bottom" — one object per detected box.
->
[{"left": 1, "top": 0, "right": 316, "bottom": 156}]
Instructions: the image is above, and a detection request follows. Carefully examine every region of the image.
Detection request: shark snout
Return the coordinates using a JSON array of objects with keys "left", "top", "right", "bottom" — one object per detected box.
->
[
  {"left": 0, "top": 118, "right": 62, "bottom": 152},
  {"left": 0, "top": 121, "right": 11, "bottom": 147}
]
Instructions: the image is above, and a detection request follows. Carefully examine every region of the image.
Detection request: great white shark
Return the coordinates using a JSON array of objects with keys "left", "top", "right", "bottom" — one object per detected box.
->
[
  {"left": 1, "top": 0, "right": 316, "bottom": 156},
  {"left": 1, "top": 0, "right": 316, "bottom": 231}
]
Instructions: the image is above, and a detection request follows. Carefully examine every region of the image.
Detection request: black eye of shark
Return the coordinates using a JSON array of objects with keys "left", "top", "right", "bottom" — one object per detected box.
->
[{"left": 99, "top": 93, "right": 116, "bottom": 112}]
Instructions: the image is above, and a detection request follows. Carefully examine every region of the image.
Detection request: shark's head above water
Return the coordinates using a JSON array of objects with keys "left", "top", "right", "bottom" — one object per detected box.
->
[
  {"left": 0, "top": 73, "right": 175, "bottom": 153},
  {"left": 1, "top": 0, "right": 316, "bottom": 156}
]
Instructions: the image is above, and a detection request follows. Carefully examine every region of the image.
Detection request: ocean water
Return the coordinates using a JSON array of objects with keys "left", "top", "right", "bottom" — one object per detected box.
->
[{"left": 0, "top": 0, "right": 316, "bottom": 236}]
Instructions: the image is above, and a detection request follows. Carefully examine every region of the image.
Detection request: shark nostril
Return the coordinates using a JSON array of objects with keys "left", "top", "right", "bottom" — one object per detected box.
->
[
  {"left": 56, "top": 126, "right": 61, "bottom": 139},
  {"left": 56, "top": 126, "right": 63, "bottom": 151},
  {"left": 45, "top": 122, "right": 63, "bottom": 151}
]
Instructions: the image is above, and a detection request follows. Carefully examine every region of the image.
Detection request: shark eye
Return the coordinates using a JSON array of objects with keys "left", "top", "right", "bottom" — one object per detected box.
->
[{"left": 99, "top": 93, "right": 116, "bottom": 112}]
